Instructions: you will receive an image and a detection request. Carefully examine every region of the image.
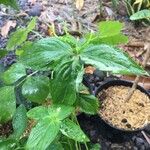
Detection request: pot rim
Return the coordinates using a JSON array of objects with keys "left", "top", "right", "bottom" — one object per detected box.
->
[{"left": 95, "top": 79, "right": 150, "bottom": 133}]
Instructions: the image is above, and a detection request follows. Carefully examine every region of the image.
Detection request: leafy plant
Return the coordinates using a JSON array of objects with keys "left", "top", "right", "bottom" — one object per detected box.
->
[
  {"left": 0, "top": 105, "right": 27, "bottom": 149},
  {"left": 0, "top": 0, "right": 19, "bottom": 10},
  {"left": 125, "top": 0, "right": 150, "bottom": 24},
  {"left": 0, "top": 20, "right": 148, "bottom": 149},
  {"left": 130, "top": 9, "right": 150, "bottom": 20}
]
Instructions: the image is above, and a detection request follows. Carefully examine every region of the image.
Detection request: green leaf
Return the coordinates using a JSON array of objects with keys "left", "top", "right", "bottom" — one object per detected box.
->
[
  {"left": 130, "top": 9, "right": 150, "bottom": 20},
  {"left": 16, "top": 41, "right": 33, "bottom": 56},
  {"left": 7, "top": 28, "right": 28, "bottom": 50},
  {"left": 26, "top": 17, "right": 37, "bottom": 32},
  {"left": 0, "top": 86, "right": 16, "bottom": 123},
  {"left": 77, "top": 93, "right": 99, "bottom": 115},
  {"left": 27, "top": 106, "right": 48, "bottom": 121},
  {"left": 60, "top": 119, "right": 89, "bottom": 142},
  {"left": 50, "top": 59, "right": 83, "bottom": 105},
  {"left": 59, "top": 34, "right": 78, "bottom": 48},
  {"left": 87, "top": 21, "right": 128, "bottom": 45},
  {"left": 0, "top": 50, "right": 7, "bottom": 59},
  {"left": 0, "top": 139, "right": 17, "bottom": 150},
  {"left": 22, "top": 76, "right": 50, "bottom": 104},
  {"left": 12, "top": 105, "right": 27, "bottom": 139},
  {"left": 98, "top": 21, "right": 124, "bottom": 37},
  {"left": 7, "top": 18, "right": 36, "bottom": 50},
  {"left": 59, "top": 135, "right": 75, "bottom": 150},
  {"left": 1, "top": 63, "right": 26, "bottom": 85},
  {"left": 0, "top": 0, "right": 19, "bottom": 10},
  {"left": 81, "top": 44, "right": 147, "bottom": 75},
  {"left": 48, "top": 104, "right": 74, "bottom": 120},
  {"left": 27, "top": 105, "right": 74, "bottom": 122},
  {"left": 47, "top": 142, "right": 64, "bottom": 150},
  {"left": 98, "top": 34, "right": 128, "bottom": 45},
  {"left": 90, "top": 143, "right": 101, "bottom": 150},
  {"left": 19, "top": 37, "right": 73, "bottom": 70},
  {"left": 26, "top": 117, "right": 61, "bottom": 150}
]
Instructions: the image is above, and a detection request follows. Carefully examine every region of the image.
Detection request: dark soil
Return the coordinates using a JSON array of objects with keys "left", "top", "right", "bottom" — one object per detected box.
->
[{"left": 78, "top": 114, "right": 150, "bottom": 150}]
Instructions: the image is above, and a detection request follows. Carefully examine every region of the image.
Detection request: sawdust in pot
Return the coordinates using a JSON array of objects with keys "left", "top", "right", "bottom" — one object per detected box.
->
[{"left": 98, "top": 86, "right": 150, "bottom": 130}]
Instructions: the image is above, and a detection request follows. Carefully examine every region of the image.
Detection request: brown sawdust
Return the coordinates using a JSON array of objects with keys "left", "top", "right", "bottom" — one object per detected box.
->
[{"left": 98, "top": 86, "right": 150, "bottom": 130}]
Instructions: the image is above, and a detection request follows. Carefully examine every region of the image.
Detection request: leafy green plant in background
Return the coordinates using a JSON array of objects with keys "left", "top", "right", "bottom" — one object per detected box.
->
[
  {"left": 0, "top": 20, "right": 148, "bottom": 150},
  {"left": 130, "top": 9, "right": 150, "bottom": 21},
  {"left": 0, "top": 0, "right": 19, "bottom": 10},
  {"left": 125, "top": 0, "right": 150, "bottom": 24}
]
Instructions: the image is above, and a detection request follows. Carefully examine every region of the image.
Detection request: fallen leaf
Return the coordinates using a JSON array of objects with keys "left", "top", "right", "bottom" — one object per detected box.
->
[
  {"left": 28, "top": 0, "right": 36, "bottom": 5},
  {"left": 85, "top": 66, "right": 96, "bottom": 74},
  {"left": 76, "top": 0, "right": 84, "bottom": 11},
  {"left": 17, "top": 12, "right": 28, "bottom": 17},
  {"left": 1, "top": 20, "right": 16, "bottom": 37}
]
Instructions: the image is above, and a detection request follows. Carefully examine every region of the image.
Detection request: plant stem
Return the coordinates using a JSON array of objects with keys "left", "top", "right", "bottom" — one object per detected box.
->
[
  {"left": 75, "top": 141, "right": 79, "bottom": 150},
  {"left": 15, "top": 70, "right": 38, "bottom": 87},
  {"left": 73, "top": 113, "right": 89, "bottom": 150},
  {"left": 125, "top": 42, "right": 150, "bottom": 102}
]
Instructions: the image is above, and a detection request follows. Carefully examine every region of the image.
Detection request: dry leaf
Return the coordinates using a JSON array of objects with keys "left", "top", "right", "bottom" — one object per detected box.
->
[
  {"left": 76, "top": 0, "right": 84, "bottom": 11},
  {"left": 28, "top": 0, "right": 36, "bottom": 5},
  {"left": 1, "top": 20, "right": 16, "bottom": 37}
]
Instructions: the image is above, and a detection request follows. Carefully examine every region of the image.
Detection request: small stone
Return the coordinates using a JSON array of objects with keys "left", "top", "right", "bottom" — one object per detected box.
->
[
  {"left": 126, "top": 123, "right": 131, "bottom": 128},
  {"left": 121, "top": 118, "right": 127, "bottom": 123},
  {"left": 90, "top": 130, "right": 96, "bottom": 137},
  {"left": 135, "top": 137, "right": 144, "bottom": 147},
  {"left": 93, "top": 69, "right": 106, "bottom": 80},
  {"left": 28, "top": 4, "right": 42, "bottom": 16}
]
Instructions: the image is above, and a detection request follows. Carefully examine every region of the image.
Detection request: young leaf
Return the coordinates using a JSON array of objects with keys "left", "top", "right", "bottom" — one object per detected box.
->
[
  {"left": 7, "top": 18, "right": 36, "bottom": 50},
  {"left": 87, "top": 21, "right": 128, "bottom": 45},
  {"left": 77, "top": 93, "right": 99, "bottom": 115},
  {"left": 60, "top": 119, "right": 89, "bottom": 142},
  {"left": 130, "top": 9, "right": 150, "bottom": 20},
  {"left": 98, "top": 21, "right": 124, "bottom": 37},
  {"left": 19, "top": 37, "right": 72, "bottom": 70},
  {"left": 12, "top": 105, "right": 27, "bottom": 139},
  {"left": 0, "top": 86, "right": 16, "bottom": 123},
  {"left": 7, "top": 28, "right": 28, "bottom": 50},
  {"left": 27, "top": 106, "right": 49, "bottom": 121},
  {"left": 1, "top": 63, "right": 26, "bottom": 85},
  {"left": 48, "top": 104, "right": 74, "bottom": 120},
  {"left": 50, "top": 59, "right": 83, "bottom": 105},
  {"left": 22, "top": 76, "right": 50, "bottom": 104},
  {"left": 0, "top": 0, "right": 19, "bottom": 10},
  {"left": 26, "top": 117, "right": 61, "bottom": 150},
  {"left": 81, "top": 44, "right": 148, "bottom": 75},
  {"left": 26, "top": 17, "right": 37, "bottom": 32}
]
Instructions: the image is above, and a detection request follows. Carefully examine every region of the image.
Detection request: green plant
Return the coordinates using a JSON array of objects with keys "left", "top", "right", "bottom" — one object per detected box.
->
[
  {"left": 125, "top": 0, "right": 150, "bottom": 24},
  {"left": 0, "top": 20, "right": 148, "bottom": 149},
  {"left": 130, "top": 9, "right": 150, "bottom": 21},
  {"left": 0, "top": 0, "right": 19, "bottom": 10}
]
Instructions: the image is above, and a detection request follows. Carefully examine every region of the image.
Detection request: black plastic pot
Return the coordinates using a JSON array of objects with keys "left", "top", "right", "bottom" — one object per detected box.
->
[{"left": 95, "top": 79, "right": 150, "bottom": 134}]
